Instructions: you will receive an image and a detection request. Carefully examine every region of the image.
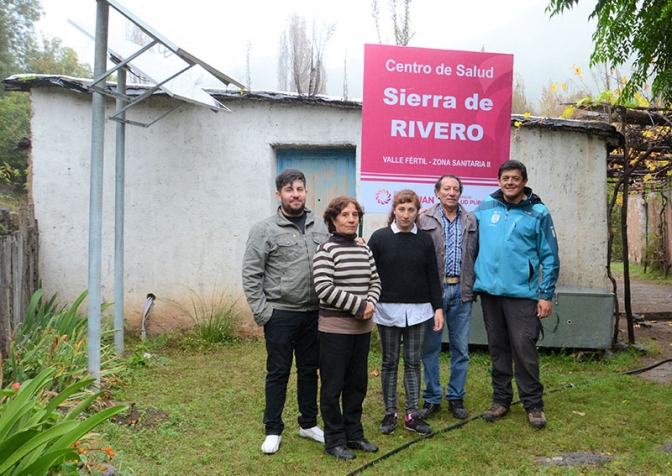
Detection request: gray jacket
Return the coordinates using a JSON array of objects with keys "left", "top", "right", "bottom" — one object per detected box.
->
[
  {"left": 242, "top": 207, "right": 329, "bottom": 326},
  {"left": 418, "top": 203, "right": 478, "bottom": 302}
]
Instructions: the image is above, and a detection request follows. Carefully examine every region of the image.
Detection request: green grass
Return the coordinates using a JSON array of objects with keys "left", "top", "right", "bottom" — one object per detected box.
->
[
  {"left": 99, "top": 337, "right": 672, "bottom": 475},
  {"left": 611, "top": 261, "right": 672, "bottom": 285}
]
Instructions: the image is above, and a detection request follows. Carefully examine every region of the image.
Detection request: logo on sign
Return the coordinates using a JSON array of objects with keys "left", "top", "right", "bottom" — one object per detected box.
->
[{"left": 375, "top": 189, "right": 392, "bottom": 205}]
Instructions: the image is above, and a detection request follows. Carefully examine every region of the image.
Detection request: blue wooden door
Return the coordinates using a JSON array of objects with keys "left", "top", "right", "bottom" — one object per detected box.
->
[{"left": 277, "top": 148, "right": 356, "bottom": 219}]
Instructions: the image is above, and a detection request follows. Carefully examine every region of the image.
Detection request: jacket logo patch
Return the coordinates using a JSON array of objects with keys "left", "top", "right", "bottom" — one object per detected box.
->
[{"left": 490, "top": 211, "right": 501, "bottom": 224}]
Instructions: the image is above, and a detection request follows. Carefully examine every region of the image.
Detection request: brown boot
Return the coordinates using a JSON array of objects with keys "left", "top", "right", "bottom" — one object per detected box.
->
[{"left": 482, "top": 403, "right": 509, "bottom": 422}]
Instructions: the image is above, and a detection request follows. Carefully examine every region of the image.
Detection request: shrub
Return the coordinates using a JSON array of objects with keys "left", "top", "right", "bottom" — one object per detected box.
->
[
  {"left": 0, "top": 368, "right": 127, "bottom": 476},
  {"left": 3, "top": 290, "right": 127, "bottom": 394}
]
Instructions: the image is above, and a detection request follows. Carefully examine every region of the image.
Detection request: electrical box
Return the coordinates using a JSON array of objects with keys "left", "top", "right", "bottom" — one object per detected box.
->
[{"left": 455, "top": 287, "right": 615, "bottom": 349}]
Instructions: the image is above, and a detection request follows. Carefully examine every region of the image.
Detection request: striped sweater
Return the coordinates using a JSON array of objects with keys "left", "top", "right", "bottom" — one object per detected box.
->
[{"left": 313, "top": 233, "right": 382, "bottom": 334}]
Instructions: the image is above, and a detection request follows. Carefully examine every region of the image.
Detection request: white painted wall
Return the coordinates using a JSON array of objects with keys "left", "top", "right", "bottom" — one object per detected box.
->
[
  {"left": 510, "top": 126, "right": 611, "bottom": 290},
  {"left": 29, "top": 88, "right": 362, "bottom": 329},
  {"left": 28, "top": 87, "right": 614, "bottom": 330}
]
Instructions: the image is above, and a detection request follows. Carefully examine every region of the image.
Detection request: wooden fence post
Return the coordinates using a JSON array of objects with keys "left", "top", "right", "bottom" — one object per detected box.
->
[{"left": 0, "top": 203, "right": 39, "bottom": 358}]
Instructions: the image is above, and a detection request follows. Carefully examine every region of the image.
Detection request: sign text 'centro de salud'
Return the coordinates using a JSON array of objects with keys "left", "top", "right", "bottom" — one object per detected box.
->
[{"left": 360, "top": 44, "right": 514, "bottom": 213}]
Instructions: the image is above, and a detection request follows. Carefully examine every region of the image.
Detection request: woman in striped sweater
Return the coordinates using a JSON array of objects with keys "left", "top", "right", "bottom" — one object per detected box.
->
[{"left": 313, "top": 196, "right": 382, "bottom": 461}]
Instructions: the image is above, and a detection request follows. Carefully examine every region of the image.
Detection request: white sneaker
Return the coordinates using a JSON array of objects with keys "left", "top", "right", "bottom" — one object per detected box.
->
[
  {"left": 261, "top": 435, "right": 281, "bottom": 454},
  {"left": 299, "top": 426, "right": 325, "bottom": 443}
]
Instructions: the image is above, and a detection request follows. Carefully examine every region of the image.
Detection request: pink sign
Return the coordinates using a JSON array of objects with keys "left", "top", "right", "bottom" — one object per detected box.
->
[{"left": 361, "top": 44, "right": 513, "bottom": 212}]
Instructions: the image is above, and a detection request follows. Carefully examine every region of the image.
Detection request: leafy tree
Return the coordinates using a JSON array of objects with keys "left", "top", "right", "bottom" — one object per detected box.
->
[
  {"left": 0, "top": 0, "right": 41, "bottom": 186},
  {"left": 547, "top": 0, "right": 672, "bottom": 105},
  {"left": 0, "top": 0, "right": 42, "bottom": 89},
  {"left": 0, "top": 92, "right": 30, "bottom": 185},
  {"left": 25, "top": 36, "right": 92, "bottom": 78},
  {"left": 0, "top": 1, "right": 92, "bottom": 186}
]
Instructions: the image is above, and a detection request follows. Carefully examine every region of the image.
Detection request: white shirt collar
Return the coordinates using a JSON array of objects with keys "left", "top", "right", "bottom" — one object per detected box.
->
[{"left": 391, "top": 221, "right": 418, "bottom": 234}]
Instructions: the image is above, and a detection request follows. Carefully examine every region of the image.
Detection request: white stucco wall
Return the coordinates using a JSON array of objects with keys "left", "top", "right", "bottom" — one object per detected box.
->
[
  {"left": 509, "top": 126, "right": 611, "bottom": 290},
  {"left": 29, "top": 88, "right": 362, "bottom": 328},
  {"left": 28, "top": 87, "right": 614, "bottom": 330}
]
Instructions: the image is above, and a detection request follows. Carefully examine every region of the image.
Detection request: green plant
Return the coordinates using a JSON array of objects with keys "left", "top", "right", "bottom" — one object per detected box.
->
[
  {"left": 0, "top": 368, "right": 127, "bottom": 476},
  {"left": 548, "top": 0, "right": 672, "bottom": 104},
  {"left": 611, "top": 261, "right": 672, "bottom": 285},
  {"left": 168, "top": 287, "right": 241, "bottom": 345},
  {"left": 4, "top": 290, "right": 127, "bottom": 394},
  {"left": 100, "top": 340, "right": 672, "bottom": 475}
]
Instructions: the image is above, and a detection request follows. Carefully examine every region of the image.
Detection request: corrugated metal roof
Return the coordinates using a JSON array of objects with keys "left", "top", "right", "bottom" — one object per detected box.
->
[
  {"left": 2, "top": 74, "right": 363, "bottom": 109},
  {"left": 511, "top": 113, "right": 623, "bottom": 147},
  {"left": 1, "top": 74, "right": 623, "bottom": 141}
]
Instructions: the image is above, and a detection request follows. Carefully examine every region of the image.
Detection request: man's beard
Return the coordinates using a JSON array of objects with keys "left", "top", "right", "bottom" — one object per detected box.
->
[{"left": 281, "top": 202, "right": 305, "bottom": 217}]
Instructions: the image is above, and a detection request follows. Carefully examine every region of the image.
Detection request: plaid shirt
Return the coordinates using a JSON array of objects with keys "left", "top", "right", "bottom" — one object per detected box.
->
[{"left": 440, "top": 205, "right": 462, "bottom": 277}]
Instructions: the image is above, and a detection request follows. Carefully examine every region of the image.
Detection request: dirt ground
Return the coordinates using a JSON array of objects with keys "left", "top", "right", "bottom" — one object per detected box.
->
[{"left": 614, "top": 275, "right": 672, "bottom": 383}]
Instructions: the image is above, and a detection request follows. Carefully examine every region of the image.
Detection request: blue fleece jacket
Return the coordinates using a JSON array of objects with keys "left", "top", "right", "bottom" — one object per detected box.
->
[{"left": 472, "top": 187, "right": 560, "bottom": 301}]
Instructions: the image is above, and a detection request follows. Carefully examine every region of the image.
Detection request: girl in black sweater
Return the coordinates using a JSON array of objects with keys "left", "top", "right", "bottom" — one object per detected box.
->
[{"left": 368, "top": 190, "right": 444, "bottom": 435}]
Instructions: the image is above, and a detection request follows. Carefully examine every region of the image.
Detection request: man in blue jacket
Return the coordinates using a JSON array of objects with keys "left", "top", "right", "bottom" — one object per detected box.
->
[{"left": 473, "top": 160, "right": 560, "bottom": 429}]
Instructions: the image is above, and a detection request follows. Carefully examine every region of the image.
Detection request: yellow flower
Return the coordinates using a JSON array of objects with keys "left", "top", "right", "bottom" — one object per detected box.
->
[
  {"left": 523, "top": 112, "right": 531, "bottom": 119},
  {"left": 514, "top": 121, "right": 522, "bottom": 128},
  {"left": 550, "top": 83, "right": 557, "bottom": 93},
  {"left": 561, "top": 105, "right": 575, "bottom": 118}
]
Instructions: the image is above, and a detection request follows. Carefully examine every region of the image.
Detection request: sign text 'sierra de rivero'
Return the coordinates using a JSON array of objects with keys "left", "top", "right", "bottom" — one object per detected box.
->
[{"left": 360, "top": 44, "right": 514, "bottom": 213}]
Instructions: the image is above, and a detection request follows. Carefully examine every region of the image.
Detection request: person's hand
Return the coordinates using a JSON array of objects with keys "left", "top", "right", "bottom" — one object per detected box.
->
[
  {"left": 357, "top": 302, "right": 375, "bottom": 320},
  {"left": 433, "top": 308, "right": 444, "bottom": 331},
  {"left": 355, "top": 237, "right": 366, "bottom": 244},
  {"left": 537, "top": 299, "right": 553, "bottom": 319}
]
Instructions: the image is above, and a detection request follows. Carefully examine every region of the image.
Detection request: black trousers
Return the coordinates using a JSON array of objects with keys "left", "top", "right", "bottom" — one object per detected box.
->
[
  {"left": 320, "top": 331, "right": 371, "bottom": 449},
  {"left": 263, "top": 309, "right": 319, "bottom": 435},
  {"left": 480, "top": 294, "right": 544, "bottom": 412}
]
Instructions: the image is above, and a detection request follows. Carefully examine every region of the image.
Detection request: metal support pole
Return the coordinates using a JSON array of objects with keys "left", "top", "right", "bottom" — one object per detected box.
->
[
  {"left": 88, "top": 0, "right": 109, "bottom": 382},
  {"left": 114, "top": 67, "right": 126, "bottom": 355}
]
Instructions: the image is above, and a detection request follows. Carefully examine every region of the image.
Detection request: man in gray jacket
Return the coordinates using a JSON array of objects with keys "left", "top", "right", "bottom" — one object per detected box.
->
[
  {"left": 419, "top": 174, "right": 478, "bottom": 420},
  {"left": 242, "top": 169, "right": 329, "bottom": 454}
]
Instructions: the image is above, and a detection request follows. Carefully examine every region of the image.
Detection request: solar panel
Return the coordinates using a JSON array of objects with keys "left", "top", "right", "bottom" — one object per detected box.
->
[{"left": 68, "top": 0, "right": 244, "bottom": 125}]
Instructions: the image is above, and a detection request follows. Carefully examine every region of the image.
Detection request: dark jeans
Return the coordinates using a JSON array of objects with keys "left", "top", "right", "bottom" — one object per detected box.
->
[
  {"left": 263, "top": 309, "right": 319, "bottom": 435},
  {"left": 480, "top": 294, "right": 544, "bottom": 412},
  {"left": 320, "top": 331, "right": 371, "bottom": 449}
]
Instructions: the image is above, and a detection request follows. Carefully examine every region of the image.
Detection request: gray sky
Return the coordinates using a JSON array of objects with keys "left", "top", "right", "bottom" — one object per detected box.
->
[{"left": 36, "top": 0, "right": 601, "bottom": 104}]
